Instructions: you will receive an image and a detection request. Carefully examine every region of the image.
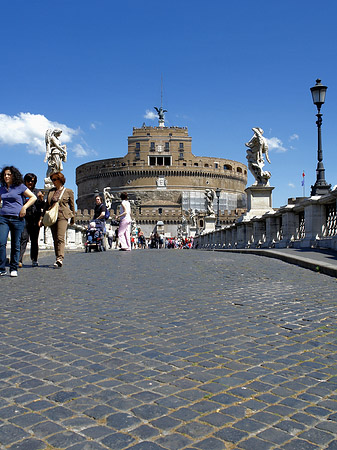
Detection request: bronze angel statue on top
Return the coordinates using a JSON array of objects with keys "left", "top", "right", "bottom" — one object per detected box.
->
[{"left": 154, "top": 106, "right": 167, "bottom": 121}]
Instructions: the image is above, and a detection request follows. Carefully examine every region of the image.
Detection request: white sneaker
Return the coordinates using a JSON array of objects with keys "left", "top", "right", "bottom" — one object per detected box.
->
[{"left": 10, "top": 271, "right": 18, "bottom": 277}]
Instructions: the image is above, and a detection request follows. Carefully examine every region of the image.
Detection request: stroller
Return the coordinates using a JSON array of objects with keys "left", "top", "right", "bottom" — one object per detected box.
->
[{"left": 85, "top": 220, "right": 106, "bottom": 252}]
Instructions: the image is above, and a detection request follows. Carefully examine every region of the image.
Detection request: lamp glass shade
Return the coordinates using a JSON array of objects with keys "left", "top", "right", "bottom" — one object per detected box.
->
[
  {"left": 310, "top": 80, "right": 327, "bottom": 106},
  {"left": 215, "top": 188, "right": 221, "bottom": 198}
]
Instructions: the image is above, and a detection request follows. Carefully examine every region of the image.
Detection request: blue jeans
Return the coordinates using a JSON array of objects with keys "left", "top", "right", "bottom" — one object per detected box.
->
[{"left": 0, "top": 215, "right": 25, "bottom": 272}]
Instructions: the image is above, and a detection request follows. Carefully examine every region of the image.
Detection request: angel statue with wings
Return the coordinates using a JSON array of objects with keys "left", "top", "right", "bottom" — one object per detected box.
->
[
  {"left": 245, "top": 127, "right": 271, "bottom": 185},
  {"left": 154, "top": 106, "right": 167, "bottom": 121},
  {"left": 44, "top": 129, "right": 67, "bottom": 180}
]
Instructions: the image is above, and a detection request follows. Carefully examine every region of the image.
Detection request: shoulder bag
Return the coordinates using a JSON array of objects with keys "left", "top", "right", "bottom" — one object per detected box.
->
[{"left": 43, "top": 188, "right": 66, "bottom": 227}]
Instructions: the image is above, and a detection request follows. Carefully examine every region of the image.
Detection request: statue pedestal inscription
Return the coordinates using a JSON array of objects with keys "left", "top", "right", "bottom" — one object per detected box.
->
[{"left": 240, "top": 185, "right": 274, "bottom": 221}]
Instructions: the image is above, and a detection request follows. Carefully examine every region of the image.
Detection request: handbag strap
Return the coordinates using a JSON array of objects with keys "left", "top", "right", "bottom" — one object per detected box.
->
[{"left": 57, "top": 187, "right": 66, "bottom": 203}]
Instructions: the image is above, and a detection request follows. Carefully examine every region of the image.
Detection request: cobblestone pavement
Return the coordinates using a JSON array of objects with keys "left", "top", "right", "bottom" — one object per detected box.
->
[{"left": 1, "top": 250, "right": 337, "bottom": 450}]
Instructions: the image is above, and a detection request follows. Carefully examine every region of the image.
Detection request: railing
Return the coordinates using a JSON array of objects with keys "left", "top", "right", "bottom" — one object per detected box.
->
[{"left": 194, "top": 189, "right": 337, "bottom": 252}]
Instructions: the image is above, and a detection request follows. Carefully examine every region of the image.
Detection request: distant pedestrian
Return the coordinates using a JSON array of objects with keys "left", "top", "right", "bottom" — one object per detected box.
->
[
  {"left": 19, "top": 173, "right": 45, "bottom": 268},
  {"left": 107, "top": 226, "right": 114, "bottom": 249},
  {"left": 116, "top": 192, "right": 132, "bottom": 251},
  {"left": 0, "top": 166, "right": 37, "bottom": 277},
  {"left": 40, "top": 172, "right": 75, "bottom": 268}
]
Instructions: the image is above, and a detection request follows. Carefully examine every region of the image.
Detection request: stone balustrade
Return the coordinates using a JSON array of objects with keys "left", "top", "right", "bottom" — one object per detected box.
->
[{"left": 194, "top": 188, "right": 337, "bottom": 251}]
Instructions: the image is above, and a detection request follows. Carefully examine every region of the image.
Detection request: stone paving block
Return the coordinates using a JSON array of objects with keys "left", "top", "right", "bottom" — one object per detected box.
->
[
  {"left": 154, "top": 433, "right": 193, "bottom": 450},
  {"left": 298, "top": 428, "right": 335, "bottom": 446},
  {"left": 194, "top": 436, "right": 226, "bottom": 449},
  {"left": 9, "top": 412, "right": 45, "bottom": 428},
  {"left": 82, "top": 425, "right": 115, "bottom": 438},
  {"left": 214, "top": 426, "right": 248, "bottom": 443},
  {"left": 7, "top": 438, "right": 47, "bottom": 450},
  {"left": 46, "top": 430, "right": 87, "bottom": 447},
  {"left": 101, "top": 432, "right": 135, "bottom": 449},
  {"left": 106, "top": 412, "right": 141, "bottom": 430},
  {"left": 257, "top": 427, "right": 294, "bottom": 444},
  {"left": 169, "top": 407, "right": 200, "bottom": 421},
  {"left": 84, "top": 404, "right": 116, "bottom": 419},
  {"left": 43, "top": 405, "right": 75, "bottom": 421},
  {"left": 30, "top": 420, "right": 65, "bottom": 437},
  {"left": 67, "top": 443, "right": 107, "bottom": 450},
  {"left": 279, "top": 438, "right": 320, "bottom": 449},
  {"left": 132, "top": 404, "right": 169, "bottom": 420},
  {"left": 238, "top": 437, "right": 274, "bottom": 450},
  {"left": 132, "top": 424, "right": 160, "bottom": 439},
  {"left": 0, "top": 423, "right": 29, "bottom": 445}
]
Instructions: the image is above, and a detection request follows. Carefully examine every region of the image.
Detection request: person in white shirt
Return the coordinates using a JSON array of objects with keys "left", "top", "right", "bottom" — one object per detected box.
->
[{"left": 116, "top": 192, "right": 132, "bottom": 251}]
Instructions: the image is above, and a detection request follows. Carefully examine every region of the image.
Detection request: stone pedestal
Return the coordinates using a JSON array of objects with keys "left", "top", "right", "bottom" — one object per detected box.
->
[
  {"left": 203, "top": 215, "right": 216, "bottom": 233},
  {"left": 189, "top": 226, "right": 197, "bottom": 237},
  {"left": 240, "top": 185, "right": 274, "bottom": 221}
]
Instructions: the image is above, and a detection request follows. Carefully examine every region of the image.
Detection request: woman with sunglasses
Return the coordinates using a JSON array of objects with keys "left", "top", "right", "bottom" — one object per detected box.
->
[
  {"left": 19, "top": 173, "right": 45, "bottom": 268},
  {"left": 0, "top": 166, "right": 37, "bottom": 277},
  {"left": 40, "top": 172, "right": 75, "bottom": 268}
]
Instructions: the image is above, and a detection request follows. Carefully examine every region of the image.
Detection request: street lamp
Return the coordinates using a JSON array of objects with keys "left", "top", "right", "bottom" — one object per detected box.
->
[
  {"left": 310, "top": 79, "right": 331, "bottom": 196},
  {"left": 215, "top": 188, "right": 221, "bottom": 230}
]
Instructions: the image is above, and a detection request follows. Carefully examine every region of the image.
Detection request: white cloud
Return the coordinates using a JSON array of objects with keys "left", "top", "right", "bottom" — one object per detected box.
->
[
  {"left": 289, "top": 133, "right": 299, "bottom": 141},
  {"left": 90, "top": 122, "right": 96, "bottom": 130},
  {"left": 144, "top": 109, "right": 157, "bottom": 120},
  {"left": 288, "top": 182, "right": 295, "bottom": 188},
  {"left": 73, "top": 143, "right": 90, "bottom": 157},
  {"left": 265, "top": 137, "right": 287, "bottom": 153},
  {"left": 0, "top": 112, "right": 81, "bottom": 155}
]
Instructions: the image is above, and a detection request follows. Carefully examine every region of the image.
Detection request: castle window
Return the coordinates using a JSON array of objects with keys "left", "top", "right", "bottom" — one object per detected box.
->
[
  {"left": 179, "top": 152, "right": 184, "bottom": 160},
  {"left": 224, "top": 164, "right": 232, "bottom": 170},
  {"left": 179, "top": 142, "right": 184, "bottom": 149},
  {"left": 214, "top": 162, "right": 219, "bottom": 169},
  {"left": 165, "top": 142, "right": 170, "bottom": 151},
  {"left": 194, "top": 163, "right": 198, "bottom": 166},
  {"left": 135, "top": 151, "right": 140, "bottom": 160},
  {"left": 205, "top": 163, "right": 209, "bottom": 167},
  {"left": 136, "top": 142, "right": 140, "bottom": 150},
  {"left": 149, "top": 156, "right": 171, "bottom": 166},
  {"left": 150, "top": 142, "right": 155, "bottom": 151},
  {"left": 237, "top": 167, "right": 242, "bottom": 173}
]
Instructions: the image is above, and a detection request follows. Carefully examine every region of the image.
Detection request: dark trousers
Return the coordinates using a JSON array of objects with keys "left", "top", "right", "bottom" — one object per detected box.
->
[{"left": 20, "top": 220, "right": 40, "bottom": 263}]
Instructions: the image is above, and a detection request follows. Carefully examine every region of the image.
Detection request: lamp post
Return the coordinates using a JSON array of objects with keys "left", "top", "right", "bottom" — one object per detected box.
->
[
  {"left": 310, "top": 79, "right": 331, "bottom": 196},
  {"left": 215, "top": 188, "right": 221, "bottom": 230}
]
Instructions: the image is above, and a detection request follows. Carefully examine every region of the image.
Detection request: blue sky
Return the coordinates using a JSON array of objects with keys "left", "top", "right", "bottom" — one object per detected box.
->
[{"left": 1, "top": 0, "right": 337, "bottom": 208}]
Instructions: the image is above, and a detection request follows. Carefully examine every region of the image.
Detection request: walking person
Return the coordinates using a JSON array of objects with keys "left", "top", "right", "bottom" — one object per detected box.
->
[
  {"left": 0, "top": 166, "right": 37, "bottom": 277},
  {"left": 40, "top": 172, "right": 75, "bottom": 268},
  {"left": 116, "top": 192, "right": 132, "bottom": 251},
  {"left": 107, "top": 226, "right": 114, "bottom": 249},
  {"left": 19, "top": 173, "right": 45, "bottom": 268}
]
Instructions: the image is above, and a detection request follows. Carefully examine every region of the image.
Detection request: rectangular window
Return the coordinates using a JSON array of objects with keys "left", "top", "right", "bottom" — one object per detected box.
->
[
  {"left": 165, "top": 142, "right": 170, "bottom": 151},
  {"left": 215, "top": 162, "right": 219, "bottom": 169},
  {"left": 179, "top": 142, "right": 184, "bottom": 149},
  {"left": 150, "top": 142, "right": 155, "bottom": 151},
  {"left": 164, "top": 157, "right": 171, "bottom": 166},
  {"left": 157, "top": 157, "right": 163, "bottom": 166},
  {"left": 179, "top": 152, "right": 184, "bottom": 160},
  {"left": 136, "top": 142, "right": 140, "bottom": 150},
  {"left": 149, "top": 157, "right": 156, "bottom": 166},
  {"left": 135, "top": 151, "right": 140, "bottom": 160}
]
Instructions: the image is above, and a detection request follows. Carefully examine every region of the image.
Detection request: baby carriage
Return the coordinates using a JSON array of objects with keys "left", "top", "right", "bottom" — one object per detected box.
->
[{"left": 84, "top": 220, "right": 106, "bottom": 252}]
